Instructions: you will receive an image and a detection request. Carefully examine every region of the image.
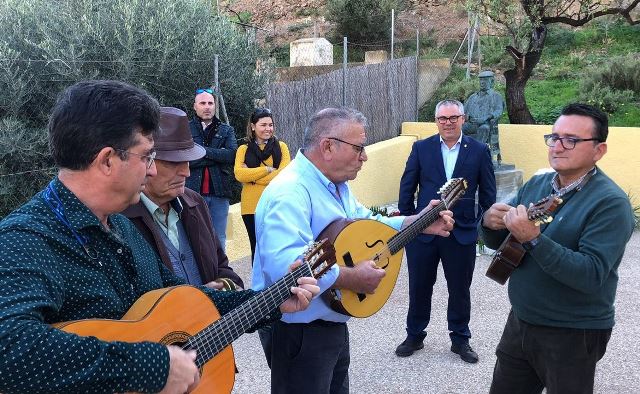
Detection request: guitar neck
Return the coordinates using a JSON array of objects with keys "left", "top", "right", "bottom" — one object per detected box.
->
[
  {"left": 186, "top": 263, "right": 312, "bottom": 368},
  {"left": 387, "top": 201, "right": 446, "bottom": 254}
]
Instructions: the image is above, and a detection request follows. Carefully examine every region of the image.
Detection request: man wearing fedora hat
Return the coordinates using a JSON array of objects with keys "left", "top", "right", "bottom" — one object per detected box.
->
[{"left": 124, "top": 107, "right": 243, "bottom": 290}]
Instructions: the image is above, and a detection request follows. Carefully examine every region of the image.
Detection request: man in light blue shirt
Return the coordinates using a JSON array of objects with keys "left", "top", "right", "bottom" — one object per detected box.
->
[{"left": 252, "top": 107, "right": 455, "bottom": 393}]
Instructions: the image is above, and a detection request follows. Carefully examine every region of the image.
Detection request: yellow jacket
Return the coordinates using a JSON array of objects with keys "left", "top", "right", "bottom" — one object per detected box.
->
[{"left": 234, "top": 141, "right": 291, "bottom": 215}]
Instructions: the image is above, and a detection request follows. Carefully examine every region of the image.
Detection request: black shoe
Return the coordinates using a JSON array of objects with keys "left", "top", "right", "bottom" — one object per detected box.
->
[
  {"left": 450, "top": 342, "right": 479, "bottom": 363},
  {"left": 395, "top": 336, "right": 424, "bottom": 357}
]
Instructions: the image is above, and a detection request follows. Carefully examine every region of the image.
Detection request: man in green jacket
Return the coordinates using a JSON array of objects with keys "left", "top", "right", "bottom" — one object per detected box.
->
[{"left": 480, "top": 103, "right": 634, "bottom": 394}]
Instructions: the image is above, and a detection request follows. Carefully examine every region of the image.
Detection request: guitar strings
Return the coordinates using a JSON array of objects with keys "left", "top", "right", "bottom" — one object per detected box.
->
[{"left": 185, "top": 263, "right": 313, "bottom": 367}]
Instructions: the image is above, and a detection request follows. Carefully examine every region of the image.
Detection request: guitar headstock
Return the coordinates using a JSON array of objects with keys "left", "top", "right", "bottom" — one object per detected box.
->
[
  {"left": 302, "top": 238, "right": 337, "bottom": 279},
  {"left": 438, "top": 178, "right": 468, "bottom": 207},
  {"left": 528, "top": 195, "right": 563, "bottom": 225}
]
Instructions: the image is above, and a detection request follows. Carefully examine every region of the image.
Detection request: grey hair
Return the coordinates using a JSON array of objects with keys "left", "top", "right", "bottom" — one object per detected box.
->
[
  {"left": 302, "top": 107, "right": 367, "bottom": 150},
  {"left": 434, "top": 100, "right": 465, "bottom": 117}
]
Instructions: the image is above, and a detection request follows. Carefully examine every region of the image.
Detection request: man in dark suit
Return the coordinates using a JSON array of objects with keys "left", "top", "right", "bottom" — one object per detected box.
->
[{"left": 395, "top": 99, "right": 496, "bottom": 363}]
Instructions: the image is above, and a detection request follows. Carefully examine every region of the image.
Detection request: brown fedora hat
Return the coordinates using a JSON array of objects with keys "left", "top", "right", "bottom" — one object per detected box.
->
[{"left": 155, "top": 107, "right": 205, "bottom": 162}]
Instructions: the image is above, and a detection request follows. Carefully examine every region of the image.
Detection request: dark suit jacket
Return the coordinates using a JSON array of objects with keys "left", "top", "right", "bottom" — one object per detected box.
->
[
  {"left": 122, "top": 188, "right": 244, "bottom": 288},
  {"left": 398, "top": 134, "right": 496, "bottom": 245}
]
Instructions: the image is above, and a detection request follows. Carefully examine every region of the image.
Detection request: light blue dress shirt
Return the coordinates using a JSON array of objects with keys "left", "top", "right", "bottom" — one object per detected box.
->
[
  {"left": 440, "top": 133, "right": 462, "bottom": 180},
  {"left": 251, "top": 151, "right": 404, "bottom": 323}
]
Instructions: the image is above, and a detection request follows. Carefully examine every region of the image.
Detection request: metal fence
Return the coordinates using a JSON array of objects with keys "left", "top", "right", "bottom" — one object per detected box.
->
[{"left": 265, "top": 56, "right": 418, "bottom": 155}]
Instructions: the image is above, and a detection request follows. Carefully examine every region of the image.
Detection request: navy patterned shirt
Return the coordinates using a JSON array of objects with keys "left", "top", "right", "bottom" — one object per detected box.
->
[{"left": 0, "top": 177, "right": 264, "bottom": 393}]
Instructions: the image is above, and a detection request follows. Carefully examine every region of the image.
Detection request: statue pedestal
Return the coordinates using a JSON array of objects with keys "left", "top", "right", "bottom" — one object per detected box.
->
[{"left": 495, "top": 166, "right": 523, "bottom": 203}]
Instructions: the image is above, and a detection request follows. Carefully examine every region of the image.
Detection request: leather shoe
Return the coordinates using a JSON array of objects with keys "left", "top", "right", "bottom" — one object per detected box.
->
[
  {"left": 395, "top": 336, "right": 424, "bottom": 357},
  {"left": 450, "top": 342, "right": 479, "bottom": 363}
]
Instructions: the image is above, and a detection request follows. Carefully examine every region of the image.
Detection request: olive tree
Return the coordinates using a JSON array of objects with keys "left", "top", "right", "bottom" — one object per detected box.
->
[
  {"left": 0, "top": 0, "right": 271, "bottom": 217},
  {"left": 470, "top": 0, "right": 639, "bottom": 123}
]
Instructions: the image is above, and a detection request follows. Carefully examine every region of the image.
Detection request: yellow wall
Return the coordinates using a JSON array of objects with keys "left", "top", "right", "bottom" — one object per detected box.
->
[
  {"left": 401, "top": 122, "right": 640, "bottom": 196},
  {"left": 225, "top": 122, "right": 640, "bottom": 261}
]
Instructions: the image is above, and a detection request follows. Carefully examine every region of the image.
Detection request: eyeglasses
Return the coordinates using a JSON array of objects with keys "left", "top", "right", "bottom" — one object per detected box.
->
[
  {"left": 328, "top": 137, "right": 366, "bottom": 156},
  {"left": 436, "top": 115, "right": 463, "bottom": 124},
  {"left": 195, "top": 88, "right": 214, "bottom": 95},
  {"left": 543, "top": 134, "right": 601, "bottom": 150},
  {"left": 115, "top": 149, "right": 156, "bottom": 169}
]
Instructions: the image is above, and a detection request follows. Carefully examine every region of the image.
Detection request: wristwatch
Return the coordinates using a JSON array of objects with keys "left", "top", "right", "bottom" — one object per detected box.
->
[{"left": 522, "top": 236, "right": 541, "bottom": 252}]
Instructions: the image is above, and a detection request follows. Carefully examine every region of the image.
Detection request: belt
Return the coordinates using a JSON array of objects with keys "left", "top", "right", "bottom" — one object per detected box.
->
[{"left": 308, "top": 319, "right": 346, "bottom": 327}]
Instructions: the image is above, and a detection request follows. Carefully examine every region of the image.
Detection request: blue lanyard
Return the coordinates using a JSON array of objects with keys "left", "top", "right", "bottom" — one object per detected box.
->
[{"left": 43, "top": 181, "right": 99, "bottom": 260}]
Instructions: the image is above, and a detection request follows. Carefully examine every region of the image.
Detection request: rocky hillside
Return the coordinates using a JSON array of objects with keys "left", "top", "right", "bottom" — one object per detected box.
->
[{"left": 222, "top": 0, "right": 468, "bottom": 46}]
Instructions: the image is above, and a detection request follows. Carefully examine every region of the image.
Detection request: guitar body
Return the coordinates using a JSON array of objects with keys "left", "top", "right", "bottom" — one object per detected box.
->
[
  {"left": 318, "top": 218, "right": 403, "bottom": 318},
  {"left": 485, "top": 234, "right": 526, "bottom": 285},
  {"left": 55, "top": 286, "right": 235, "bottom": 394}
]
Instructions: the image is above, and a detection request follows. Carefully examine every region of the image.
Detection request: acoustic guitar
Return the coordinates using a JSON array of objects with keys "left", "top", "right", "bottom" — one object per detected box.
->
[
  {"left": 485, "top": 195, "right": 562, "bottom": 284},
  {"left": 55, "top": 240, "right": 335, "bottom": 394},
  {"left": 318, "top": 178, "right": 467, "bottom": 318}
]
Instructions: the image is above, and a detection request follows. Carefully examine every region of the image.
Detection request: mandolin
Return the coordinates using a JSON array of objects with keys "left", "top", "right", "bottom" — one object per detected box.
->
[
  {"left": 485, "top": 195, "right": 562, "bottom": 285},
  {"left": 55, "top": 240, "right": 335, "bottom": 394},
  {"left": 318, "top": 178, "right": 467, "bottom": 318}
]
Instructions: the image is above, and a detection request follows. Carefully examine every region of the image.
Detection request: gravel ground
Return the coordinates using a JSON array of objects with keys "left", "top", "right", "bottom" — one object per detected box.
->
[{"left": 228, "top": 232, "right": 640, "bottom": 393}]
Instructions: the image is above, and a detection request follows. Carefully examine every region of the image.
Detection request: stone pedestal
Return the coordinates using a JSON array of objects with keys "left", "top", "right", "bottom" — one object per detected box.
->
[
  {"left": 495, "top": 167, "right": 523, "bottom": 203},
  {"left": 289, "top": 38, "right": 333, "bottom": 67},
  {"left": 364, "top": 50, "right": 389, "bottom": 64}
]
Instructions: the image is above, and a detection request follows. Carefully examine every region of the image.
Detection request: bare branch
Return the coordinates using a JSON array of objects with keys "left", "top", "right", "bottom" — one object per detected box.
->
[{"left": 543, "top": 0, "right": 640, "bottom": 25}]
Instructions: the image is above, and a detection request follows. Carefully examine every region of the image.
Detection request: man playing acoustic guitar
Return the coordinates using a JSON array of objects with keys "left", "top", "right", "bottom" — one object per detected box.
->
[
  {"left": 251, "top": 107, "right": 455, "bottom": 394},
  {"left": 480, "top": 103, "right": 634, "bottom": 393},
  {"left": 0, "top": 80, "right": 319, "bottom": 394}
]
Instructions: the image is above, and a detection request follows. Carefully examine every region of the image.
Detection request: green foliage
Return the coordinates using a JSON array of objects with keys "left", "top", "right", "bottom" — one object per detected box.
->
[
  {"left": 0, "top": 0, "right": 271, "bottom": 217},
  {"left": 580, "top": 54, "right": 640, "bottom": 95},
  {"left": 420, "top": 67, "right": 478, "bottom": 121},
  {"left": 326, "top": 0, "right": 406, "bottom": 44},
  {"left": 578, "top": 84, "right": 635, "bottom": 114},
  {"left": 473, "top": 21, "right": 639, "bottom": 126},
  {"left": 368, "top": 205, "right": 399, "bottom": 216},
  {"left": 479, "top": 36, "right": 513, "bottom": 69}
]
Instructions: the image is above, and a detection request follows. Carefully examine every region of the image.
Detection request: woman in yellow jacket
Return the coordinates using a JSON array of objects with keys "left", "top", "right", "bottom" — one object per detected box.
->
[{"left": 234, "top": 108, "right": 290, "bottom": 264}]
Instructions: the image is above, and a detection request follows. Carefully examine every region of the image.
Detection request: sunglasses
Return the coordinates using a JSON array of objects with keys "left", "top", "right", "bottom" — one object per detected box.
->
[{"left": 195, "top": 88, "right": 215, "bottom": 95}]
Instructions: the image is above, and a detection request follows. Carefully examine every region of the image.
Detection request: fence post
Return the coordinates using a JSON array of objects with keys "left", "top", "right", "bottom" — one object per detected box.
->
[
  {"left": 390, "top": 9, "right": 395, "bottom": 60},
  {"left": 214, "top": 54, "right": 230, "bottom": 125},
  {"left": 342, "top": 36, "right": 347, "bottom": 106},
  {"left": 415, "top": 29, "right": 419, "bottom": 121}
]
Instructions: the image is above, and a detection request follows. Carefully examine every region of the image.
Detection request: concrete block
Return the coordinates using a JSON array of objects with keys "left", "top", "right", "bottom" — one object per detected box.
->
[
  {"left": 289, "top": 38, "right": 334, "bottom": 67},
  {"left": 365, "top": 50, "right": 389, "bottom": 64}
]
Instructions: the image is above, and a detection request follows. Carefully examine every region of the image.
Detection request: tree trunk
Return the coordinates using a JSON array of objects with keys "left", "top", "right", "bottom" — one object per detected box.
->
[{"left": 504, "top": 25, "right": 547, "bottom": 124}]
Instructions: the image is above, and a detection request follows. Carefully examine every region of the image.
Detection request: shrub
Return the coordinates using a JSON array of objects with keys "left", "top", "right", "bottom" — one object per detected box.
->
[
  {"left": 580, "top": 54, "right": 640, "bottom": 95},
  {"left": 578, "top": 83, "right": 636, "bottom": 114},
  {"left": 326, "top": 0, "right": 406, "bottom": 44},
  {"left": 0, "top": 0, "right": 271, "bottom": 217}
]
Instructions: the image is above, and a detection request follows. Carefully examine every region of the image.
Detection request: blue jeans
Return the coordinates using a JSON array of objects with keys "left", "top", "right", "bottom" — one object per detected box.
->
[{"left": 202, "top": 195, "right": 229, "bottom": 251}]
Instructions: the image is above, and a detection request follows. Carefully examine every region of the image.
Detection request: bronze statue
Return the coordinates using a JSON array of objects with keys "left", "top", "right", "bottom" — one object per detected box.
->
[{"left": 462, "top": 70, "right": 505, "bottom": 167}]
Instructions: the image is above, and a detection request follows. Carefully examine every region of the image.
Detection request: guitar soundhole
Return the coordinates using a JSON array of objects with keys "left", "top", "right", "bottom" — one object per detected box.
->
[
  {"left": 160, "top": 331, "right": 191, "bottom": 346},
  {"left": 160, "top": 331, "right": 204, "bottom": 375}
]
